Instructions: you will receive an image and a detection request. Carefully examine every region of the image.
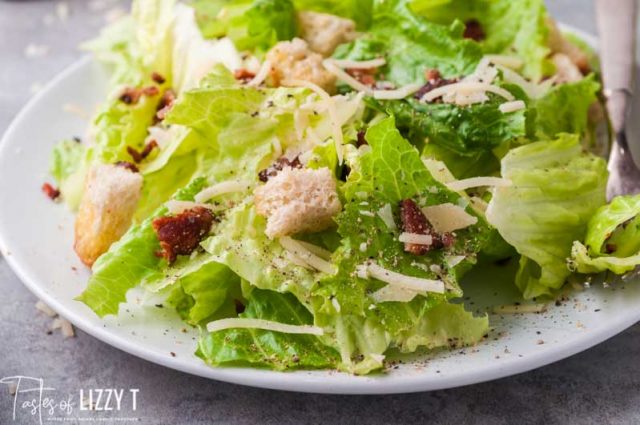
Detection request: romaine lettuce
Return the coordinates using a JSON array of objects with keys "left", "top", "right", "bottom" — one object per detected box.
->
[{"left": 486, "top": 134, "right": 607, "bottom": 299}]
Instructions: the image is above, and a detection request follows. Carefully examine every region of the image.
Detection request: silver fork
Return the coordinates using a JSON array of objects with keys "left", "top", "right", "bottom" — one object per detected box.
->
[{"left": 596, "top": 0, "right": 639, "bottom": 200}]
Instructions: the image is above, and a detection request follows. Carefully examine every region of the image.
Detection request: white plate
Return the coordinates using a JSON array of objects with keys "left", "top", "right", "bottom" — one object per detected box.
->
[{"left": 2, "top": 28, "right": 640, "bottom": 395}]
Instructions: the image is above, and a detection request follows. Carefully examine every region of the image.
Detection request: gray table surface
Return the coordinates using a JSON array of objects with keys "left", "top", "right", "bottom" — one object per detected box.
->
[{"left": 1, "top": 1, "right": 639, "bottom": 424}]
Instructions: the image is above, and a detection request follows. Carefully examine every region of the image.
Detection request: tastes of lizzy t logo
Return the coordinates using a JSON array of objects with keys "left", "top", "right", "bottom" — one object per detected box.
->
[{"left": 0, "top": 376, "right": 140, "bottom": 424}]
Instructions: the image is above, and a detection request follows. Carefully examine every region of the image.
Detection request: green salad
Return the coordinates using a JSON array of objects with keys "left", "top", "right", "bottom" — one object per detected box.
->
[{"left": 47, "top": 0, "right": 640, "bottom": 374}]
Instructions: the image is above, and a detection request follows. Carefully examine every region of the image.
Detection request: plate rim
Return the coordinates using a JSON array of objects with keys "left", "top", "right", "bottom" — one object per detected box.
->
[{"left": 1, "top": 26, "right": 639, "bottom": 395}]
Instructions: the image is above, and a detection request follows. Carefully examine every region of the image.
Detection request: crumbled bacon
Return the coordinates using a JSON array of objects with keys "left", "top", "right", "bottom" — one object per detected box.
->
[
  {"left": 41, "top": 183, "right": 60, "bottom": 201},
  {"left": 119, "top": 86, "right": 160, "bottom": 105},
  {"left": 399, "top": 199, "right": 453, "bottom": 255},
  {"left": 114, "top": 161, "right": 139, "bottom": 173},
  {"left": 234, "top": 68, "right": 256, "bottom": 82},
  {"left": 127, "top": 140, "right": 159, "bottom": 163},
  {"left": 414, "top": 71, "right": 458, "bottom": 101},
  {"left": 463, "top": 19, "right": 485, "bottom": 41},
  {"left": 151, "top": 72, "right": 166, "bottom": 84},
  {"left": 346, "top": 68, "right": 377, "bottom": 87},
  {"left": 155, "top": 89, "right": 176, "bottom": 121},
  {"left": 152, "top": 207, "right": 215, "bottom": 264},
  {"left": 356, "top": 130, "right": 368, "bottom": 147},
  {"left": 258, "top": 156, "right": 302, "bottom": 182}
]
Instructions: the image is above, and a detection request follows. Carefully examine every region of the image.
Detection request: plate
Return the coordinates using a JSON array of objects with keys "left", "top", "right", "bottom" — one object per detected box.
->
[{"left": 1, "top": 27, "right": 640, "bottom": 395}]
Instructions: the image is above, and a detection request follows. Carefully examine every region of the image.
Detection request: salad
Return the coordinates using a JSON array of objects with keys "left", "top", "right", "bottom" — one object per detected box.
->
[{"left": 45, "top": 0, "right": 640, "bottom": 375}]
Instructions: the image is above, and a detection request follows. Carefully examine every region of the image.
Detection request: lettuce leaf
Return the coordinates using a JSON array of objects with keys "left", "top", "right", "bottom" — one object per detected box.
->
[
  {"left": 166, "top": 261, "right": 242, "bottom": 325},
  {"left": 333, "top": 0, "right": 482, "bottom": 85},
  {"left": 570, "top": 195, "right": 640, "bottom": 275},
  {"left": 49, "top": 139, "right": 87, "bottom": 209},
  {"left": 410, "top": 0, "right": 553, "bottom": 81},
  {"left": 532, "top": 75, "right": 600, "bottom": 140},
  {"left": 197, "top": 288, "right": 340, "bottom": 370},
  {"left": 294, "top": 0, "right": 373, "bottom": 29},
  {"left": 368, "top": 95, "right": 527, "bottom": 156},
  {"left": 486, "top": 134, "right": 607, "bottom": 299},
  {"left": 193, "top": 0, "right": 297, "bottom": 53}
]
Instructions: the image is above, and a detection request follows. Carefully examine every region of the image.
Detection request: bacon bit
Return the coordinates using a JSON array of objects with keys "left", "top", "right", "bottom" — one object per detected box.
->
[
  {"left": 414, "top": 70, "right": 458, "bottom": 100},
  {"left": 114, "top": 161, "right": 139, "bottom": 173},
  {"left": 399, "top": 199, "right": 453, "bottom": 255},
  {"left": 127, "top": 140, "right": 159, "bottom": 163},
  {"left": 119, "top": 86, "right": 160, "bottom": 105},
  {"left": 152, "top": 207, "right": 216, "bottom": 264},
  {"left": 463, "top": 19, "right": 485, "bottom": 42},
  {"left": 42, "top": 183, "right": 60, "bottom": 201},
  {"left": 156, "top": 89, "right": 176, "bottom": 121},
  {"left": 151, "top": 72, "right": 166, "bottom": 84},
  {"left": 346, "top": 68, "right": 377, "bottom": 87},
  {"left": 356, "top": 130, "right": 368, "bottom": 147},
  {"left": 234, "top": 68, "right": 256, "bottom": 82},
  {"left": 258, "top": 156, "right": 302, "bottom": 182},
  {"left": 119, "top": 87, "right": 141, "bottom": 105}
]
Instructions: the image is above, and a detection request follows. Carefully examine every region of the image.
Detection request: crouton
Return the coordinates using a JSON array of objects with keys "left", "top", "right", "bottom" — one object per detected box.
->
[
  {"left": 74, "top": 164, "right": 143, "bottom": 266},
  {"left": 547, "top": 18, "right": 590, "bottom": 74},
  {"left": 298, "top": 11, "right": 357, "bottom": 57},
  {"left": 254, "top": 167, "right": 341, "bottom": 238},
  {"left": 552, "top": 53, "right": 583, "bottom": 84},
  {"left": 266, "top": 38, "right": 337, "bottom": 93}
]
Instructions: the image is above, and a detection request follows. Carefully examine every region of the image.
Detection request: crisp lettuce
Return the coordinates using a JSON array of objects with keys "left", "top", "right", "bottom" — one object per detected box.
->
[
  {"left": 410, "top": 0, "right": 553, "bottom": 81},
  {"left": 198, "top": 288, "right": 340, "bottom": 370},
  {"left": 486, "top": 134, "right": 607, "bottom": 299},
  {"left": 570, "top": 195, "right": 640, "bottom": 275},
  {"left": 532, "top": 75, "right": 600, "bottom": 140},
  {"left": 334, "top": 0, "right": 482, "bottom": 85},
  {"left": 193, "top": 0, "right": 297, "bottom": 53},
  {"left": 49, "top": 140, "right": 87, "bottom": 209},
  {"left": 294, "top": 0, "right": 373, "bottom": 29}
]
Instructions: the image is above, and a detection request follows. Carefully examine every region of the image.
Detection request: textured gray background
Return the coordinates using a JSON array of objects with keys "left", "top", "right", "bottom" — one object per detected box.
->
[{"left": 1, "top": 1, "right": 639, "bottom": 424}]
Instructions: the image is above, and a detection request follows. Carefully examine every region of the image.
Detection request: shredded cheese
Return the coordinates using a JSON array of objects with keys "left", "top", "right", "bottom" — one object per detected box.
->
[
  {"left": 322, "top": 59, "right": 373, "bottom": 94},
  {"left": 296, "top": 240, "right": 332, "bottom": 260},
  {"left": 280, "top": 237, "right": 336, "bottom": 274},
  {"left": 331, "top": 58, "right": 386, "bottom": 69},
  {"left": 247, "top": 59, "right": 272, "bottom": 87},
  {"left": 485, "top": 54, "right": 524, "bottom": 70},
  {"left": 399, "top": 232, "right": 433, "bottom": 246},
  {"left": 35, "top": 300, "right": 57, "bottom": 317},
  {"left": 165, "top": 200, "right": 220, "bottom": 215},
  {"left": 444, "top": 255, "right": 466, "bottom": 268},
  {"left": 421, "top": 81, "right": 515, "bottom": 103},
  {"left": 422, "top": 203, "right": 478, "bottom": 233},
  {"left": 371, "top": 285, "right": 419, "bottom": 303},
  {"left": 446, "top": 177, "right": 512, "bottom": 192},
  {"left": 372, "top": 83, "right": 423, "bottom": 100},
  {"left": 206, "top": 318, "right": 324, "bottom": 335},
  {"left": 360, "top": 262, "right": 445, "bottom": 293},
  {"left": 499, "top": 100, "right": 526, "bottom": 113},
  {"left": 376, "top": 204, "right": 397, "bottom": 231},
  {"left": 194, "top": 180, "right": 251, "bottom": 203}
]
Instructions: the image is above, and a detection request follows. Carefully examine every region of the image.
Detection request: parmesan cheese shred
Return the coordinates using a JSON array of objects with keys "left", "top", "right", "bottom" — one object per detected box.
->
[
  {"left": 194, "top": 180, "right": 252, "bottom": 203},
  {"left": 446, "top": 176, "right": 512, "bottom": 192},
  {"left": 206, "top": 318, "right": 324, "bottom": 335},
  {"left": 279, "top": 237, "right": 336, "bottom": 274},
  {"left": 359, "top": 261, "right": 445, "bottom": 294}
]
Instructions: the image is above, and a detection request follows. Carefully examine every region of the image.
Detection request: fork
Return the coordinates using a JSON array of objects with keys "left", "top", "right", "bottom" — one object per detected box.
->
[{"left": 596, "top": 0, "right": 639, "bottom": 200}]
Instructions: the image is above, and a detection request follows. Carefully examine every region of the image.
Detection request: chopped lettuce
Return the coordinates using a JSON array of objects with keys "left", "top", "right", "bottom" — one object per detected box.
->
[
  {"left": 193, "top": 0, "right": 298, "bottom": 53},
  {"left": 410, "top": 0, "right": 553, "bottom": 80},
  {"left": 570, "top": 195, "right": 640, "bottom": 275},
  {"left": 532, "top": 75, "right": 600, "bottom": 140},
  {"left": 198, "top": 288, "right": 340, "bottom": 370},
  {"left": 49, "top": 139, "right": 87, "bottom": 209},
  {"left": 486, "top": 134, "right": 607, "bottom": 299},
  {"left": 334, "top": 0, "right": 482, "bottom": 85},
  {"left": 294, "top": 0, "right": 373, "bottom": 29}
]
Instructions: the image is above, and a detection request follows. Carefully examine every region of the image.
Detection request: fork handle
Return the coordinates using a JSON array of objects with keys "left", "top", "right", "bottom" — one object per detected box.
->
[{"left": 595, "top": 0, "right": 637, "bottom": 133}]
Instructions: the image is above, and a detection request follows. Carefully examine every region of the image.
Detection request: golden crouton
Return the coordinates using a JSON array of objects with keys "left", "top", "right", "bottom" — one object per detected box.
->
[
  {"left": 254, "top": 167, "right": 342, "bottom": 238},
  {"left": 298, "top": 11, "right": 357, "bottom": 57},
  {"left": 547, "top": 17, "right": 590, "bottom": 74},
  {"left": 74, "top": 164, "right": 143, "bottom": 267},
  {"left": 266, "top": 38, "right": 337, "bottom": 93}
]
